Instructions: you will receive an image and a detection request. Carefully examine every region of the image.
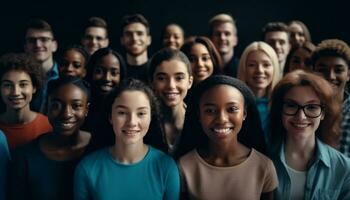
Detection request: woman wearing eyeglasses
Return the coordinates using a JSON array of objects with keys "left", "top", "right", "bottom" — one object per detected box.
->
[{"left": 269, "top": 70, "right": 350, "bottom": 200}]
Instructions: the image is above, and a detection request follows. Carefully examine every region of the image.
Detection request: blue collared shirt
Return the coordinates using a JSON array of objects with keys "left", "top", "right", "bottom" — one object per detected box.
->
[
  {"left": 272, "top": 139, "right": 350, "bottom": 200},
  {"left": 30, "top": 61, "right": 59, "bottom": 112}
]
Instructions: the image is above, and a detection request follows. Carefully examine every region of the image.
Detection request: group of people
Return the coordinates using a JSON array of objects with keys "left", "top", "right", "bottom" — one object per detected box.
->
[{"left": 0, "top": 12, "right": 349, "bottom": 200}]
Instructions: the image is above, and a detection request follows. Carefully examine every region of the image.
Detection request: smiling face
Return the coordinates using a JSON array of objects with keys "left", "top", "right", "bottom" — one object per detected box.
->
[
  {"left": 120, "top": 23, "right": 151, "bottom": 57},
  {"left": 289, "top": 48, "right": 312, "bottom": 72},
  {"left": 92, "top": 53, "right": 121, "bottom": 96},
  {"left": 1, "top": 70, "right": 36, "bottom": 111},
  {"left": 59, "top": 49, "right": 87, "bottom": 78},
  {"left": 211, "top": 22, "right": 237, "bottom": 55},
  {"left": 81, "top": 27, "right": 109, "bottom": 55},
  {"left": 48, "top": 84, "right": 88, "bottom": 136},
  {"left": 289, "top": 23, "right": 306, "bottom": 48},
  {"left": 109, "top": 90, "right": 151, "bottom": 146},
  {"left": 282, "top": 86, "right": 324, "bottom": 141},
  {"left": 265, "top": 31, "right": 291, "bottom": 64},
  {"left": 162, "top": 24, "right": 184, "bottom": 50},
  {"left": 189, "top": 43, "right": 214, "bottom": 84},
  {"left": 245, "top": 50, "right": 274, "bottom": 97},
  {"left": 199, "top": 85, "right": 246, "bottom": 145},
  {"left": 24, "top": 29, "right": 57, "bottom": 63},
  {"left": 152, "top": 59, "right": 193, "bottom": 107},
  {"left": 314, "top": 56, "right": 350, "bottom": 96}
]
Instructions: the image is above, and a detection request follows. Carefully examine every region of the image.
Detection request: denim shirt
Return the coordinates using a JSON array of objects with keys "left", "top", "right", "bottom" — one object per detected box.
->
[
  {"left": 272, "top": 139, "right": 350, "bottom": 200},
  {"left": 30, "top": 61, "right": 59, "bottom": 112}
]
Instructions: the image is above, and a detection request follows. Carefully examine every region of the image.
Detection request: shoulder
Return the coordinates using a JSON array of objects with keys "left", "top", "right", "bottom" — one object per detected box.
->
[
  {"left": 148, "top": 146, "right": 177, "bottom": 167},
  {"left": 321, "top": 143, "right": 350, "bottom": 168},
  {"left": 178, "top": 150, "right": 198, "bottom": 167},
  {"left": 77, "top": 148, "right": 110, "bottom": 170}
]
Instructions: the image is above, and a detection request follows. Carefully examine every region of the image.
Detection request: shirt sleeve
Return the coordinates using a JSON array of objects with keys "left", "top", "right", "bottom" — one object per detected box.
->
[
  {"left": 0, "top": 133, "right": 10, "bottom": 200},
  {"left": 262, "top": 159, "right": 279, "bottom": 193},
  {"left": 163, "top": 159, "right": 180, "bottom": 200},
  {"left": 74, "top": 161, "right": 91, "bottom": 200}
]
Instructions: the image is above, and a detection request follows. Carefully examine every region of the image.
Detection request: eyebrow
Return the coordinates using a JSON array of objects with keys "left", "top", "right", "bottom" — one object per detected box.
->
[
  {"left": 114, "top": 105, "right": 149, "bottom": 110},
  {"left": 1, "top": 79, "right": 31, "bottom": 83},
  {"left": 284, "top": 98, "right": 320, "bottom": 104}
]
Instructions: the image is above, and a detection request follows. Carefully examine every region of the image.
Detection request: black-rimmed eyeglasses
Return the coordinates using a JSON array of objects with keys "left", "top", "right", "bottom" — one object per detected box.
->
[{"left": 282, "top": 101, "right": 323, "bottom": 118}]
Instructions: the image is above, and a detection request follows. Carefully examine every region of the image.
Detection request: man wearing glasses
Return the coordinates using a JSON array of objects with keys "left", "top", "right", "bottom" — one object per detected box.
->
[
  {"left": 81, "top": 17, "right": 109, "bottom": 55},
  {"left": 24, "top": 18, "right": 59, "bottom": 112}
]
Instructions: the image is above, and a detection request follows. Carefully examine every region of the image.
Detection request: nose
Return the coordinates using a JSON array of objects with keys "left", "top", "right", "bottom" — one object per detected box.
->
[
  {"left": 295, "top": 107, "right": 307, "bottom": 119},
  {"left": 103, "top": 72, "right": 112, "bottom": 82},
  {"left": 328, "top": 69, "right": 337, "bottom": 80},
  {"left": 217, "top": 110, "right": 229, "bottom": 123},
  {"left": 66, "top": 64, "right": 74, "bottom": 72},
  {"left": 168, "top": 78, "right": 176, "bottom": 89},
  {"left": 220, "top": 33, "right": 226, "bottom": 40},
  {"left": 256, "top": 65, "right": 264, "bottom": 73},
  {"left": 12, "top": 85, "right": 21, "bottom": 95},
  {"left": 62, "top": 105, "right": 73, "bottom": 119},
  {"left": 127, "top": 113, "right": 138, "bottom": 127}
]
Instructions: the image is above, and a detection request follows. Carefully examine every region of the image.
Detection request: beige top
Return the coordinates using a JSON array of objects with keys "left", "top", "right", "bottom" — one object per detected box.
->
[{"left": 178, "top": 149, "right": 278, "bottom": 200}]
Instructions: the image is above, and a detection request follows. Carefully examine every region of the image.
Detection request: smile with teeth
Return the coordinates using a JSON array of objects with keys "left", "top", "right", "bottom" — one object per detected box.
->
[
  {"left": 291, "top": 122, "right": 309, "bottom": 128},
  {"left": 59, "top": 121, "right": 76, "bottom": 129},
  {"left": 212, "top": 127, "right": 232, "bottom": 134},
  {"left": 164, "top": 92, "right": 179, "bottom": 100},
  {"left": 122, "top": 129, "right": 140, "bottom": 136}
]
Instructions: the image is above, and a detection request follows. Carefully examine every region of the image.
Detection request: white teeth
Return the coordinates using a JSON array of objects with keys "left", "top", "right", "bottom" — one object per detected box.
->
[
  {"left": 292, "top": 123, "right": 308, "bottom": 128},
  {"left": 213, "top": 128, "right": 231, "bottom": 134},
  {"left": 165, "top": 93, "right": 178, "bottom": 98}
]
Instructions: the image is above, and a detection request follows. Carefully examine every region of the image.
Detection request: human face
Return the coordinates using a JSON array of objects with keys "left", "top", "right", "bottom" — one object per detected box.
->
[
  {"left": 152, "top": 59, "right": 193, "bottom": 107},
  {"left": 24, "top": 29, "right": 57, "bottom": 63},
  {"left": 48, "top": 84, "right": 88, "bottom": 136},
  {"left": 199, "top": 85, "right": 246, "bottom": 144},
  {"left": 120, "top": 23, "right": 151, "bottom": 56},
  {"left": 162, "top": 24, "right": 184, "bottom": 50},
  {"left": 289, "top": 23, "right": 306, "bottom": 48},
  {"left": 59, "top": 49, "right": 87, "bottom": 78},
  {"left": 245, "top": 50, "right": 274, "bottom": 97},
  {"left": 92, "top": 53, "right": 121, "bottom": 96},
  {"left": 211, "top": 22, "right": 237, "bottom": 55},
  {"left": 282, "top": 86, "right": 324, "bottom": 141},
  {"left": 81, "top": 27, "right": 109, "bottom": 55},
  {"left": 314, "top": 56, "right": 350, "bottom": 95},
  {"left": 265, "top": 31, "right": 291, "bottom": 64},
  {"left": 288, "top": 48, "right": 312, "bottom": 72},
  {"left": 1, "top": 70, "right": 36, "bottom": 111},
  {"left": 109, "top": 91, "right": 151, "bottom": 145},
  {"left": 188, "top": 43, "right": 214, "bottom": 83}
]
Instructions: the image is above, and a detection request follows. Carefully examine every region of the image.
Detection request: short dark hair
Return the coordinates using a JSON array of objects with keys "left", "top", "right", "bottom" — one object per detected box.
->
[
  {"left": 60, "top": 44, "right": 90, "bottom": 66},
  {"left": 148, "top": 48, "right": 192, "bottom": 82},
  {"left": 83, "top": 17, "right": 108, "bottom": 37},
  {"left": 25, "top": 18, "right": 55, "bottom": 38},
  {"left": 120, "top": 14, "right": 150, "bottom": 35},
  {"left": 262, "top": 22, "right": 289, "bottom": 40}
]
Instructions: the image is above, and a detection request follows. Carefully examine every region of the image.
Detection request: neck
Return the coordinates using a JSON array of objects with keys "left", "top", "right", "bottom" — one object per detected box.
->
[
  {"left": 252, "top": 88, "right": 267, "bottom": 98},
  {"left": 163, "top": 102, "right": 186, "bottom": 123},
  {"left": 110, "top": 143, "right": 148, "bottom": 164},
  {"left": 127, "top": 52, "right": 148, "bottom": 66},
  {"left": 285, "top": 135, "right": 316, "bottom": 170},
  {"left": 41, "top": 58, "right": 54, "bottom": 74},
  {"left": 2, "top": 106, "right": 35, "bottom": 124},
  {"left": 221, "top": 50, "right": 234, "bottom": 66},
  {"left": 48, "top": 131, "right": 81, "bottom": 148}
]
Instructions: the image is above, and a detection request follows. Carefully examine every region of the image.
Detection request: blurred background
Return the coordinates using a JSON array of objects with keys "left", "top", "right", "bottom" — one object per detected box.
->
[{"left": 1, "top": 0, "right": 348, "bottom": 57}]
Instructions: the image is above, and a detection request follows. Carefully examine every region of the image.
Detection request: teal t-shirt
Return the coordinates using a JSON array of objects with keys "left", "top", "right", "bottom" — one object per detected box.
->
[{"left": 74, "top": 146, "right": 180, "bottom": 200}]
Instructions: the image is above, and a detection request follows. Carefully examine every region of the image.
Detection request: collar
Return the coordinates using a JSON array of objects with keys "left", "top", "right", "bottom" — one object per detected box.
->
[{"left": 46, "top": 61, "right": 59, "bottom": 80}]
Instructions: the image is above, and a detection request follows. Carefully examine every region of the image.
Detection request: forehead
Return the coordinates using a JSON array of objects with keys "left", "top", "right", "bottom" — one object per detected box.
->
[
  {"left": 156, "top": 59, "right": 189, "bottom": 74},
  {"left": 284, "top": 86, "right": 319, "bottom": 102},
  {"left": 265, "top": 31, "right": 289, "bottom": 41},
  {"left": 213, "top": 22, "right": 236, "bottom": 34},
  {"left": 50, "top": 84, "right": 87, "bottom": 100},
  {"left": 247, "top": 50, "right": 270, "bottom": 60},
  {"left": 200, "top": 85, "right": 244, "bottom": 104},
  {"left": 1, "top": 70, "right": 31, "bottom": 81},
  {"left": 113, "top": 90, "right": 150, "bottom": 108},
  {"left": 289, "top": 23, "right": 303, "bottom": 32},
  {"left": 123, "top": 22, "right": 148, "bottom": 33},
  {"left": 97, "top": 53, "right": 120, "bottom": 67},
  {"left": 85, "top": 27, "right": 107, "bottom": 36},
  {"left": 165, "top": 25, "right": 183, "bottom": 34},
  {"left": 315, "top": 56, "right": 349, "bottom": 68},
  {"left": 190, "top": 43, "right": 209, "bottom": 54},
  {"left": 26, "top": 29, "right": 53, "bottom": 38}
]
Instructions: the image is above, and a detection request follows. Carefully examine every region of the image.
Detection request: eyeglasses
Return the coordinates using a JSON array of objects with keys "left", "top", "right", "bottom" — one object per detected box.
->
[
  {"left": 26, "top": 37, "right": 54, "bottom": 44},
  {"left": 282, "top": 101, "right": 323, "bottom": 118},
  {"left": 83, "top": 35, "right": 106, "bottom": 41}
]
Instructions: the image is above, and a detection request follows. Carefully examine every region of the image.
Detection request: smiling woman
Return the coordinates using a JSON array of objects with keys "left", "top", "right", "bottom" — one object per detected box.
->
[{"left": 7, "top": 76, "right": 91, "bottom": 200}]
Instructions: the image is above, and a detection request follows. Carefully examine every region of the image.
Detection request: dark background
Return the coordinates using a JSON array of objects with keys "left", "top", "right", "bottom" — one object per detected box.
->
[{"left": 1, "top": 0, "right": 348, "bottom": 57}]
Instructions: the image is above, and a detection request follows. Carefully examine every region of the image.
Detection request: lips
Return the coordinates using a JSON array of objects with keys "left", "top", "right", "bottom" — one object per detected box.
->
[
  {"left": 195, "top": 70, "right": 209, "bottom": 77},
  {"left": 56, "top": 121, "right": 77, "bottom": 130},
  {"left": 291, "top": 122, "right": 310, "bottom": 129},
  {"left": 163, "top": 92, "right": 180, "bottom": 101},
  {"left": 8, "top": 97, "right": 25, "bottom": 104},
  {"left": 122, "top": 129, "right": 140, "bottom": 137}
]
